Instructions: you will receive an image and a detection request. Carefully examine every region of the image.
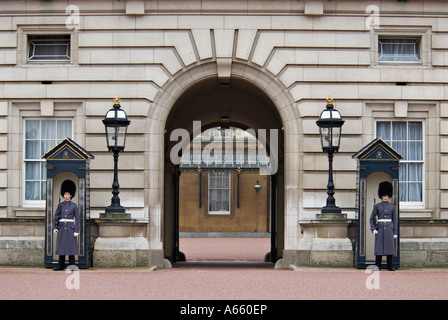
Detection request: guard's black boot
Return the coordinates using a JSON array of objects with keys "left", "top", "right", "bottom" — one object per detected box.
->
[
  {"left": 53, "top": 255, "right": 65, "bottom": 271},
  {"left": 375, "top": 255, "right": 382, "bottom": 270},
  {"left": 386, "top": 255, "right": 395, "bottom": 271}
]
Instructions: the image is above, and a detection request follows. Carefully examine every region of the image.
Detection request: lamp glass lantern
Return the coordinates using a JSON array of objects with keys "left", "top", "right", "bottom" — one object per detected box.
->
[
  {"left": 103, "top": 98, "right": 130, "bottom": 151},
  {"left": 254, "top": 180, "right": 262, "bottom": 193},
  {"left": 316, "top": 99, "right": 344, "bottom": 152}
]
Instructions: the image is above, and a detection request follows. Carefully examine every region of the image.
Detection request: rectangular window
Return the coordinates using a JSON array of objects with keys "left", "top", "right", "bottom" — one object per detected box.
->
[
  {"left": 376, "top": 121, "right": 424, "bottom": 205},
  {"left": 208, "top": 172, "right": 231, "bottom": 215},
  {"left": 24, "top": 119, "right": 72, "bottom": 204},
  {"left": 378, "top": 38, "right": 421, "bottom": 63},
  {"left": 28, "top": 35, "right": 71, "bottom": 62}
]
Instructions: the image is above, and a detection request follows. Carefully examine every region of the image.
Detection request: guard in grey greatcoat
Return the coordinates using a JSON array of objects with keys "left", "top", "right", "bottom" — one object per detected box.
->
[
  {"left": 369, "top": 181, "right": 398, "bottom": 271},
  {"left": 52, "top": 180, "right": 80, "bottom": 270}
]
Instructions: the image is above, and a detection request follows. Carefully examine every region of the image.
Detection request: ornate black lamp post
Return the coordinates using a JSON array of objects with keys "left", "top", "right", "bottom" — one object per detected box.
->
[
  {"left": 103, "top": 97, "right": 130, "bottom": 213},
  {"left": 316, "top": 97, "right": 344, "bottom": 214}
]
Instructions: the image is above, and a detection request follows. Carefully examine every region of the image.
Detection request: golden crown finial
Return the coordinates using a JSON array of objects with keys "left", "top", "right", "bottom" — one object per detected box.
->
[
  {"left": 326, "top": 95, "right": 333, "bottom": 104},
  {"left": 113, "top": 96, "right": 120, "bottom": 104}
]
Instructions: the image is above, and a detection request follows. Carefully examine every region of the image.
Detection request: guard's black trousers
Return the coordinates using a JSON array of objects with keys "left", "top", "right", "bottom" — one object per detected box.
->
[
  {"left": 58, "top": 255, "right": 75, "bottom": 268},
  {"left": 375, "top": 255, "right": 393, "bottom": 270}
]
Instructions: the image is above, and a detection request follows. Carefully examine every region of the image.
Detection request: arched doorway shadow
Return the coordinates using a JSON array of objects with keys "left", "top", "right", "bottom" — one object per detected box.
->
[{"left": 164, "top": 76, "right": 285, "bottom": 265}]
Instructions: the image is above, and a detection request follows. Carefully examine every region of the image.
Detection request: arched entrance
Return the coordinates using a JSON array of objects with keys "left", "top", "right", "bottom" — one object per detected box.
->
[
  {"left": 147, "top": 62, "right": 300, "bottom": 268},
  {"left": 165, "top": 76, "right": 284, "bottom": 263}
]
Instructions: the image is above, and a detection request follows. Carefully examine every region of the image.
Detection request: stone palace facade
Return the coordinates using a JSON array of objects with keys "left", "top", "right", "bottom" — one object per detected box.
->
[{"left": 0, "top": 0, "right": 448, "bottom": 268}]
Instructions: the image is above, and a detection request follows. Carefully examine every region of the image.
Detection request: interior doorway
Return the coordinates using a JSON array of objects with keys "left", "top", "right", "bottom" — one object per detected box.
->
[{"left": 163, "top": 77, "right": 284, "bottom": 265}]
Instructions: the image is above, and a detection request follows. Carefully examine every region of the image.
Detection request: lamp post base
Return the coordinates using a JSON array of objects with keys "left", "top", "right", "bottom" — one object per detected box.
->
[
  {"left": 316, "top": 211, "right": 346, "bottom": 220},
  {"left": 101, "top": 210, "right": 131, "bottom": 220},
  {"left": 105, "top": 206, "right": 126, "bottom": 214},
  {"left": 93, "top": 216, "right": 149, "bottom": 268},
  {"left": 320, "top": 206, "right": 341, "bottom": 214}
]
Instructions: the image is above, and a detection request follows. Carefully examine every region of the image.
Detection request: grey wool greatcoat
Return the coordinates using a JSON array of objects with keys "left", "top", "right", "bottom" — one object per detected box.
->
[
  {"left": 369, "top": 201, "right": 398, "bottom": 256},
  {"left": 53, "top": 200, "right": 80, "bottom": 256}
]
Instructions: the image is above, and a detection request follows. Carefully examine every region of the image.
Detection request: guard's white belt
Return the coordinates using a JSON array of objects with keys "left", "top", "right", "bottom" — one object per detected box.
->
[
  {"left": 59, "top": 219, "right": 74, "bottom": 223},
  {"left": 378, "top": 219, "right": 392, "bottom": 222}
]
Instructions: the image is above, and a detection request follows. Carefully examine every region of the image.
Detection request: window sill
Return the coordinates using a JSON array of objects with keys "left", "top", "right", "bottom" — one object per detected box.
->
[
  {"left": 15, "top": 208, "right": 45, "bottom": 218},
  {"left": 26, "top": 60, "right": 72, "bottom": 65},
  {"left": 378, "top": 61, "right": 422, "bottom": 66},
  {"left": 399, "top": 209, "right": 432, "bottom": 219},
  {"left": 208, "top": 211, "right": 231, "bottom": 216}
]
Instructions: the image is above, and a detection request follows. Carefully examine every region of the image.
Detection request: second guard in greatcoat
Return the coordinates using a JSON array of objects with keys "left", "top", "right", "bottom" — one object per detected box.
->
[
  {"left": 369, "top": 181, "right": 398, "bottom": 271},
  {"left": 52, "top": 180, "right": 80, "bottom": 271}
]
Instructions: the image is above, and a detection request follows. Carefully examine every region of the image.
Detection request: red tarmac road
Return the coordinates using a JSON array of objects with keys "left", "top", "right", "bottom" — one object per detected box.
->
[{"left": 0, "top": 238, "right": 447, "bottom": 300}]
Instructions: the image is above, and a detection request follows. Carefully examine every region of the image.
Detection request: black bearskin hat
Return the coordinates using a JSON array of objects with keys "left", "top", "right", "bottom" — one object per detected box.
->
[
  {"left": 60, "top": 180, "right": 76, "bottom": 198},
  {"left": 378, "top": 181, "right": 393, "bottom": 199}
]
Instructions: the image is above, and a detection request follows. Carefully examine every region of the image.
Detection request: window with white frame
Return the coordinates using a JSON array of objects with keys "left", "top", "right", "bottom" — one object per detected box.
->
[
  {"left": 208, "top": 172, "right": 231, "bottom": 215},
  {"left": 24, "top": 119, "right": 72, "bottom": 204},
  {"left": 27, "top": 35, "right": 71, "bottom": 62},
  {"left": 376, "top": 121, "right": 424, "bottom": 205},
  {"left": 378, "top": 38, "right": 421, "bottom": 63}
]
